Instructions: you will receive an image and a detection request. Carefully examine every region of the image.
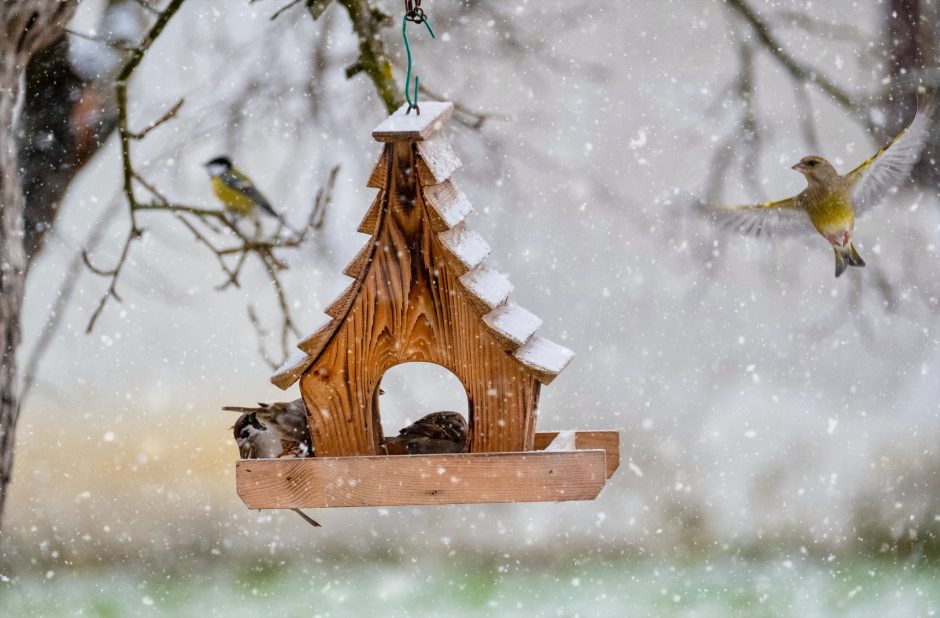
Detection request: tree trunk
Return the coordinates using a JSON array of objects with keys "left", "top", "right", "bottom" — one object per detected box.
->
[
  {"left": 0, "top": 0, "right": 76, "bottom": 536},
  {"left": 881, "top": 0, "right": 939, "bottom": 184}
]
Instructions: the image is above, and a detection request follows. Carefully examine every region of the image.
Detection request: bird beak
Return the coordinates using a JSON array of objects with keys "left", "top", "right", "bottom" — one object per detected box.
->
[{"left": 791, "top": 162, "right": 806, "bottom": 173}]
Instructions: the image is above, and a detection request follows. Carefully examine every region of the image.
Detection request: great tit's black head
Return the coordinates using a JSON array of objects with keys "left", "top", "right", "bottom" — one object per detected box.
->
[{"left": 205, "top": 156, "right": 232, "bottom": 176}]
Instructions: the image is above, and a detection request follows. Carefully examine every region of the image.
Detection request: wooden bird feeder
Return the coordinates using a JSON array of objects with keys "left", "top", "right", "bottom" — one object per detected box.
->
[{"left": 236, "top": 102, "right": 619, "bottom": 509}]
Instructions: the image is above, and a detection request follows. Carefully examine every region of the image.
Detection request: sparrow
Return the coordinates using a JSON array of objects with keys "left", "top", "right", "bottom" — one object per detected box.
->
[
  {"left": 697, "top": 94, "right": 934, "bottom": 277},
  {"left": 388, "top": 411, "right": 469, "bottom": 455},
  {"left": 225, "top": 399, "right": 312, "bottom": 459},
  {"left": 225, "top": 398, "right": 320, "bottom": 528},
  {"left": 204, "top": 155, "right": 281, "bottom": 220}
]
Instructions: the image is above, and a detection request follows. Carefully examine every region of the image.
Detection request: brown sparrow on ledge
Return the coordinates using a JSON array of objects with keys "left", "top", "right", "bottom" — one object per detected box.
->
[
  {"left": 225, "top": 399, "right": 312, "bottom": 459},
  {"left": 388, "top": 411, "right": 469, "bottom": 455},
  {"left": 224, "top": 398, "right": 319, "bottom": 528}
]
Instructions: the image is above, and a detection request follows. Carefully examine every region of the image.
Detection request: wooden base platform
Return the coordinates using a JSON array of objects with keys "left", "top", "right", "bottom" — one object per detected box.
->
[{"left": 236, "top": 430, "right": 619, "bottom": 509}]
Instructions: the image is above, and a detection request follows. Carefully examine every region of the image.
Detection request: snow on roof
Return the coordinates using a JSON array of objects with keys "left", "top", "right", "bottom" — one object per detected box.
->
[
  {"left": 424, "top": 180, "right": 473, "bottom": 230},
  {"left": 483, "top": 303, "right": 543, "bottom": 347},
  {"left": 416, "top": 134, "right": 462, "bottom": 185},
  {"left": 459, "top": 266, "right": 513, "bottom": 311},
  {"left": 513, "top": 336, "right": 576, "bottom": 385},
  {"left": 296, "top": 313, "right": 338, "bottom": 354},
  {"left": 372, "top": 102, "right": 454, "bottom": 142},
  {"left": 271, "top": 348, "right": 316, "bottom": 389},
  {"left": 438, "top": 222, "right": 490, "bottom": 272}
]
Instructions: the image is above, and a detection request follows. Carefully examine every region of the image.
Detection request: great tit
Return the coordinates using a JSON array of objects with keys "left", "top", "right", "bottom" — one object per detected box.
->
[{"left": 204, "top": 155, "right": 279, "bottom": 219}]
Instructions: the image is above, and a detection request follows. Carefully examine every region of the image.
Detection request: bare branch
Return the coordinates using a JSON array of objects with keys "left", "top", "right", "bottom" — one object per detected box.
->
[
  {"left": 308, "top": 164, "right": 339, "bottom": 230},
  {"left": 769, "top": 10, "right": 871, "bottom": 45},
  {"left": 415, "top": 81, "right": 509, "bottom": 130},
  {"left": 64, "top": 28, "right": 134, "bottom": 51},
  {"left": 128, "top": 97, "right": 184, "bottom": 139},
  {"left": 84, "top": 0, "right": 188, "bottom": 331},
  {"left": 335, "top": 0, "right": 399, "bottom": 113},
  {"left": 725, "top": 0, "right": 856, "bottom": 112},
  {"left": 247, "top": 306, "right": 279, "bottom": 369},
  {"left": 270, "top": 0, "right": 303, "bottom": 21}
]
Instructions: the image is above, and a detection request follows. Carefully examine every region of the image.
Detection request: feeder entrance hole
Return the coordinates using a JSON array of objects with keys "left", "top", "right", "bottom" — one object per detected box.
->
[{"left": 376, "top": 362, "right": 470, "bottom": 440}]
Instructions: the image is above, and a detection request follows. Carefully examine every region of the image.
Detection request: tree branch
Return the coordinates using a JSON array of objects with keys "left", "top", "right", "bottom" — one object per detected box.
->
[
  {"left": 725, "top": 0, "right": 856, "bottom": 112},
  {"left": 335, "top": 0, "right": 399, "bottom": 113}
]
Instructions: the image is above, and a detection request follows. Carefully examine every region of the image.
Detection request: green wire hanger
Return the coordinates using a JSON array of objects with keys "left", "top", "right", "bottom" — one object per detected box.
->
[{"left": 403, "top": 0, "right": 435, "bottom": 115}]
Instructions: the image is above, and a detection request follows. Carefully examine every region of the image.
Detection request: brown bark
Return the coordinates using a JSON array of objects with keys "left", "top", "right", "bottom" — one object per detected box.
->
[
  {"left": 18, "top": 34, "right": 119, "bottom": 267},
  {"left": 882, "top": 0, "right": 939, "bottom": 184},
  {"left": 0, "top": 0, "right": 77, "bottom": 533}
]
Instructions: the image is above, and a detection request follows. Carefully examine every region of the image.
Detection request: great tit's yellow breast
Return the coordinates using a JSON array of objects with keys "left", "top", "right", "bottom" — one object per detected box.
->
[{"left": 211, "top": 176, "right": 255, "bottom": 215}]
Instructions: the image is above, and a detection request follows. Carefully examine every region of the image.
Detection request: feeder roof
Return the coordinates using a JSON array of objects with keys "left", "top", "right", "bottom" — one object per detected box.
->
[{"left": 271, "top": 103, "right": 574, "bottom": 389}]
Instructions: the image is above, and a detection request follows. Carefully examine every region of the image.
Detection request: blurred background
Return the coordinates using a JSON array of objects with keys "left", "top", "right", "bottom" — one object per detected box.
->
[{"left": 2, "top": 0, "right": 939, "bottom": 615}]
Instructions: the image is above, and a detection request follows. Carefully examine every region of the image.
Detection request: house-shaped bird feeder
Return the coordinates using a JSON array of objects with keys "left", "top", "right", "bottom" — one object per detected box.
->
[{"left": 236, "top": 102, "right": 619, "bottom": 509}]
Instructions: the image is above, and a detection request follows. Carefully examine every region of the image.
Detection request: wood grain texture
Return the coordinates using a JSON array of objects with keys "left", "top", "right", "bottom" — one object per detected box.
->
[
  {"left": 342, "top": 241, "right": 374, "bottom": 278},
  {"left": 270, "top": 352, "right": 316, "bottom": 390},
  {"left": 534, "top": 431, "right": 620, "bottom": 478},
  {"left": 357, "top": 190, "right": 384, "bottom": 234},
  {"left": 324, "top": 281, "right": 359, "bottom": 319},
  {"left": 300, "top": 140, "right": 541, "bottom": 456},
  {"left": 367, "top": 148, "right": 389, "bottom": 189},
  {"left": 296, "top": 318, "right": 340, "bottom": 356},
  {"left": 236, "top": 449, "right": 606, "bottom": 508}
]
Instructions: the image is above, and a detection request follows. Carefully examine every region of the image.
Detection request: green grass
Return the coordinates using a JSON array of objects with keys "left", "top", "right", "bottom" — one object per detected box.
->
[{"left": 2, "top": 554, "right": 938, "bottom": 617}]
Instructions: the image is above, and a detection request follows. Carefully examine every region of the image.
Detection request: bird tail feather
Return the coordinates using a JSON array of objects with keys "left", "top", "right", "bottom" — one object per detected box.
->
[
  {"left": 222, "top": 406, "right": 261, "bottom": 413},
  {"left": 847, "top": 243, "right": 865, "bottom": 267},
  {"left": 834, "top": 243, "right": 865, "bottom": 278}
]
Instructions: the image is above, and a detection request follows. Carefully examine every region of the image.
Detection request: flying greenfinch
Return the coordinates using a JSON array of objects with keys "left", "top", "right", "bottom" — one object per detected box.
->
[{"left": 698, "top": 94, "right": 934, "bottom": 277}]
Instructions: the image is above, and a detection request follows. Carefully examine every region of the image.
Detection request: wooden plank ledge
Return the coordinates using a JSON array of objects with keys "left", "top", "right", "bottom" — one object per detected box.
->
[
  {"left": 237, "top": 447, "right": 608, "bottom": 509},
  {"left": 372, "top": 102, "right": 454, "bottom": 142},
  {"left": 534, "top": 430, "right": 619, "bottom": 478}
]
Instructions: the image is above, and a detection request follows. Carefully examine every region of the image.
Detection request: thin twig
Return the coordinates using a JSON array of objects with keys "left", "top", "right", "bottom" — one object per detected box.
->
[
  {"left": 64, "top": 28, "right": 135, "bottom": 51},
  {"left": 725, "top": 0, "right": 856, "bottom": 112},
  {"left": 792, "top": 78, "right": 821, "bottom": 153},
  {"left": 128, "top": 97, "right": 184, "bottom": 139},
  {"left": 769, "top": 10, "right": 871, "bottom": 45},
  {"left": 270, "top": 0, "right": 303, "bottom": 21},
  {"left": 85, "top": 0, "right": 186, "bottom": 332},
  {"left": 308, "top": 165, "right": 339, "bottom": 230},
  {"left": 247, "top": 305, "right": 278, "bottom": 368}
]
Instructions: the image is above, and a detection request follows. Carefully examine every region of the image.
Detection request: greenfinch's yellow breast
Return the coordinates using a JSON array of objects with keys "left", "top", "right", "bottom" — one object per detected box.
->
[
  {"left": 805, "top": 187, "right": 854, "bottom": 235},
  {"left": 211, "top": 176, "right": 255, "bottom": 215}
]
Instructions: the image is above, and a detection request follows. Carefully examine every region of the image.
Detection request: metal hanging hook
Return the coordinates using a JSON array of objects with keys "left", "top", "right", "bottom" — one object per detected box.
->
[{"left": 402, "top": 0, "right": 435, "bottom": 115}]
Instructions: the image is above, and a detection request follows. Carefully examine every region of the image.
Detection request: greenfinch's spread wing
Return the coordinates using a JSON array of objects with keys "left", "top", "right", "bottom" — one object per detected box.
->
[
  {"left": 221, "top": 169, "right": 277, "bottom": 217},
  {"left": 846, "top": 95, "right": 934, "bottom": 215},
  {"left": 697, "top": 196, "right": 813, "bottom": 239}
]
